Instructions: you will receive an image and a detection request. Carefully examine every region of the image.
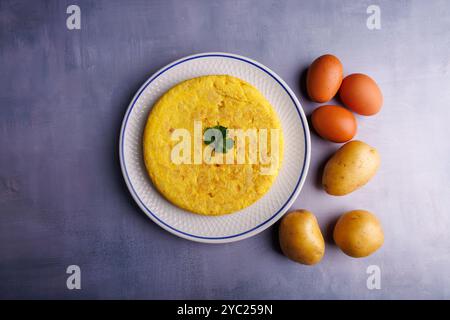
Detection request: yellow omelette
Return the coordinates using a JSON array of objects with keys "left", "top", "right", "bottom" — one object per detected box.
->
[{"left": 143, "top": 75, "right": 283, "bottom": 215}]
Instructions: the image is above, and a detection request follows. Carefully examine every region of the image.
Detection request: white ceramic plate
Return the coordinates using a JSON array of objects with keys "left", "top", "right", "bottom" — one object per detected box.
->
[{"left": 119, "top": 52, "right": 310, "bottom": 243}]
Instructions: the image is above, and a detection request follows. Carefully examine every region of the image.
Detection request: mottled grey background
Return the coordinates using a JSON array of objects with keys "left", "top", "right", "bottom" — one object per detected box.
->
[{"left": 1, "top": 0, "right": 449, "bottom": 299}]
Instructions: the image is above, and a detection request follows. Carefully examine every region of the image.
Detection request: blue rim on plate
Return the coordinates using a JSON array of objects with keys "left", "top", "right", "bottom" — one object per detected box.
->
[{"left": 119, "top": 52, "right": 311, "bottom": 243}]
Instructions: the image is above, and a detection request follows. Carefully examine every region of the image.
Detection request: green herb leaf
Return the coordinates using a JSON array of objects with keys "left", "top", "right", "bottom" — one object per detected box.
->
[{"left": 204, "top": 125, "right": 233, "bottom": 153}]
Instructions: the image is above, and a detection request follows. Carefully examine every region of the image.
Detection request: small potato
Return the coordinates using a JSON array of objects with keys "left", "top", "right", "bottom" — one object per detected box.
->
[
  {"left": 322, "top": 140, "right": 380, "bottom": 196},
  {"left": 333, "top": 210, "right": 384, "bottom": 258},
  {"left": 279, "top": 210, "right": 325, "bottom": 265}
]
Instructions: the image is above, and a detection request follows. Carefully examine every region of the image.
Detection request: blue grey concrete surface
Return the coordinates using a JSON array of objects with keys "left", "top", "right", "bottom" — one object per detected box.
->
[{"left": 1, "top": 0, "right": 449, "bottom": 299}]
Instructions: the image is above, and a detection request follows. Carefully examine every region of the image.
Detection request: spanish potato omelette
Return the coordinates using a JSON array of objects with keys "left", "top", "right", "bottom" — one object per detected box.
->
[{"left": 143, "top": 75, "right": 283, "bottom": 215}]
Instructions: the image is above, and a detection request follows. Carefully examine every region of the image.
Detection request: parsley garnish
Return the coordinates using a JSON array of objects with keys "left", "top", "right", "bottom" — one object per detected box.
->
[{"left": 204, "top": 125, "right": 234, "bottom": 153}]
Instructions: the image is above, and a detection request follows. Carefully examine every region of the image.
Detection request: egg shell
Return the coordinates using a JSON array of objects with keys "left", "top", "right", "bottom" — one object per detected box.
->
[
  {"left": 311, "top": 105, "right": 357, "bottom": 143},
  {"left": 306, "top": 54, "right": 343, "bottom": 103},
  {"left": 339, "top": 73, "right": 383, "bottom": 116}
]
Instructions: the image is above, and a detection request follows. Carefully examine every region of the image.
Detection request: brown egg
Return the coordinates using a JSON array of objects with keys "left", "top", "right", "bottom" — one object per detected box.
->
[
  {"left": 306, "top": 54, "right": 343, "bottom": 103},
  {"left": 311, "top": 105, "right": 357, "bottom": 143},
  {"left": 339, "top": 73, "right": 383, "bottom": 116}
]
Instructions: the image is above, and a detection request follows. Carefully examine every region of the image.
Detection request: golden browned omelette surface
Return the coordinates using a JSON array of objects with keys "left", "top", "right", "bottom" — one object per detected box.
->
[{"left": 143, "top": 75, "right": 283, "bottom": 215}]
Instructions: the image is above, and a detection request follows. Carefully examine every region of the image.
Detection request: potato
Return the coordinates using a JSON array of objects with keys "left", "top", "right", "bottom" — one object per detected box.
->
[
  {"left": 279, "top": 210, "right": 325, "bottom": 265},
  {"left": 333, "top": 210, "right": 384, "bottom": 258},
  {"left": 322, "top": 140, "right": 380, "bottom": 196}
]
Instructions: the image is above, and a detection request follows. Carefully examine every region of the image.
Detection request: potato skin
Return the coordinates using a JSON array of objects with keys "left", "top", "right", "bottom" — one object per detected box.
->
[
  {"left": 322, "top": 140, "right": 380, "bottom": 196},
  {"left": 333, "top": 210, "right": 384, "bottom": 258},
  {"left": 279, "top": 210, "right": 325, "bottom": 265}
]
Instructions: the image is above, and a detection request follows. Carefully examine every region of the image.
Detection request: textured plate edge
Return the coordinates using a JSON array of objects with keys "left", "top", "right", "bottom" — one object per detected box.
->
[{"left": 119, "top": 52, "right": 311, "bottom": 244}]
